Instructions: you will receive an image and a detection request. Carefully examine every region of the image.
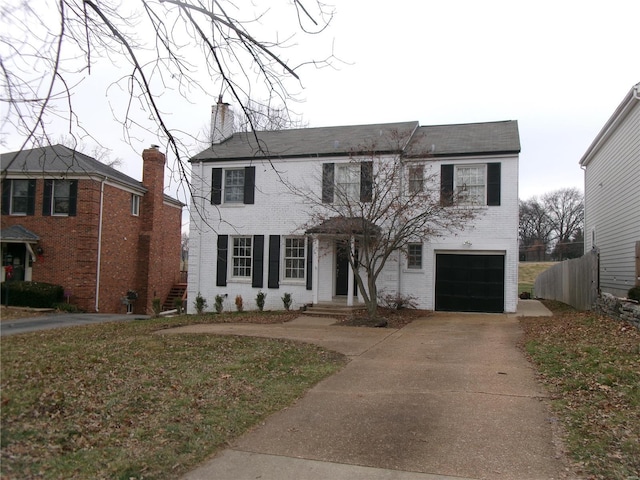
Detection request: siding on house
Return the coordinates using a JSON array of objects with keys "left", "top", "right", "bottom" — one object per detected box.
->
[
  {"left": 580, "top": 84, "right": 640, "bottom": 297},
  {"left": 188, "top": 120, "right": 520, "bottom": 313}
]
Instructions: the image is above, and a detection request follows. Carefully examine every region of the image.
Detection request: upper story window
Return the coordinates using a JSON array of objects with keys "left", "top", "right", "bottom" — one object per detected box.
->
[
  {"left": 2, "top": 179, "right": 36, "bottom": 216},
  {"left": 284, "top": 237, "right": 306, "bottom": 280},
  {"left": 131, "top": 194, "right": 141, "bottom": 216},
  {"left": 232, "top": 236, "right": 252, "bottom": 278},
  {"left": 408, "top": 165, "right": 424, "bottom": 194},
  {"left": 322, "top": 161, "right": 373, "bottom": 204},
  {"left": 407, "top": 243, "right": 423, "bottom": 269},
  {"left": 455, "top": 165, "right": 486, "bottom": 205},
  {"left": 440, "top": 163, "right": 501, "bottom": 207},
  {"left": 43, "top": 179, "right": 78, "bottom": 216},
  {"left": 211, "top": 166, "right": 255, "bottom": 205}
]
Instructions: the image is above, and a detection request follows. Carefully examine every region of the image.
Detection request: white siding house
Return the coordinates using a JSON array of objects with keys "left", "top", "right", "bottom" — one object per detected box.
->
[
  {"left": 580, "top": 82, "right": 640, "bottom": 298},
  {"left": 188, "top": 102, "right": 520, "bottom": 313}
]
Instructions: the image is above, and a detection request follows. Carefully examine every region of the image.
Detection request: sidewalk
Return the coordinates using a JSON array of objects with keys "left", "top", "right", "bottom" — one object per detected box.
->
[{"left": 172, "top": 300, "right": 573, "bottom": 480}]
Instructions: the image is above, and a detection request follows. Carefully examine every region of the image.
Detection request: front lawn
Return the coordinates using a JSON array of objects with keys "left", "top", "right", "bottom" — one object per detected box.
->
[
  {"left": 0, "top": 313, "right": 346, "bottom": 479},
  {"left": 520, "top": 303, "right": 640, "bottom": 479}
]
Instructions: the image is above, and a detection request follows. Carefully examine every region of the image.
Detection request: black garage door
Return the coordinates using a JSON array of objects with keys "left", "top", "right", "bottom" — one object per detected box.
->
[{"left": 435, "top": 254, "right": 505, "bottom": 313}]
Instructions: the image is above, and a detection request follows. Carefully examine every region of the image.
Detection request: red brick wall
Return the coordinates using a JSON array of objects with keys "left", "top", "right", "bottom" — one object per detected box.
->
[{"left": 1, "top": 153, "right": 183, "bottom": 314}]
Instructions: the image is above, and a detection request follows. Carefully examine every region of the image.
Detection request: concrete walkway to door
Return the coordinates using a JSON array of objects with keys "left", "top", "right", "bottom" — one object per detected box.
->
[{"left": 167, "top": 300, "right": 576, "bottom": 480}]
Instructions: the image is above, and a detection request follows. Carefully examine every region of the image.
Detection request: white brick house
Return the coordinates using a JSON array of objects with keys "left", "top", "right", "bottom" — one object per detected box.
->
[{"left": 188, "top": 102, "right": 520, "bottom": 313}]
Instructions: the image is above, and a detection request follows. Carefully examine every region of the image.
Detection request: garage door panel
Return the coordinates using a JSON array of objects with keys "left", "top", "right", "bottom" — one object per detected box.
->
[{"left": 435, "top": 254, "right": 504, "bottom": 313}]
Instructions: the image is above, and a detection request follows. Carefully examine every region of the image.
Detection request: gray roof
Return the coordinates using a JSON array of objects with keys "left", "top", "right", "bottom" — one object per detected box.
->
[
  {"left": 0, "top": 224, "right": 40, "bottom": 243},
  {"left": 405, "top": 120, "right": 521, "bottom": 157},
  {"left": 191, "top": 120, "right": 520, "bottom": 162},
  {"left": 191, "top": 121, "right": 419, "bottom": 161},
  {"left": 1, "top": 144, "right": 144, "bottom": 192}
]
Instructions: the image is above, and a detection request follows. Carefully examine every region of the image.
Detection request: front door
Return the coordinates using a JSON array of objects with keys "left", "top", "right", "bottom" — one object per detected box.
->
[{"left": 335, "top": 243, "right": 357, "bottom": 296}]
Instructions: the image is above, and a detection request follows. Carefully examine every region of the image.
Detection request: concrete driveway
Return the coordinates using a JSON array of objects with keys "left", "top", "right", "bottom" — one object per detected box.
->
[{"left": 162, "top": 301, "right": 576, "bottom": 480}]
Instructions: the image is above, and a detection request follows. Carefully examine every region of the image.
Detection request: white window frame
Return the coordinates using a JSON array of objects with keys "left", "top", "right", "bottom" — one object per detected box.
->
[
  {"left": 10, "top": 179, "right": 29, "bottom": 215},
  {"left": 407, "top": 243, "right": 423, "bottom": 270},
  {"left": 52, "top": 179, "right": 72, "bottom": 216},
  {"left": 224, "top": 168, "right": 245, "bottom": 204},
  {"left": 408, "top": 165, "right": 424, "bottom": 194},
  {"left": 231, "top": 236, "right": 252, "bottom": 279},
  {"left": 454, "top": 164, "right": 486, "bottom": 206},
  {"left": 131, "top": 194, "right": 141, "bottom": 216},
  {"left": 335, "top": 163, "right": 361, "bottom": 203},
  {"left": 283, "top": 237, "right": 306, "bottom": 282}
]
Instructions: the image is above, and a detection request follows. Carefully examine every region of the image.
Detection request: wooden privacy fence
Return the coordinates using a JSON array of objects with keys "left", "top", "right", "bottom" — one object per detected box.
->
[{"left": 534, "top": 248, "right": 600, "bottom": 310}]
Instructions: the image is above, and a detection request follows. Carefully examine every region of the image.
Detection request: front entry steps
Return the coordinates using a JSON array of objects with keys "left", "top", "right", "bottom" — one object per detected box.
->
[
  {"left": 163, "top": 283, "right": 187, "bottom": 312},
  {"left": 302, "top": 303, "right": 364, "bottom": 318}
]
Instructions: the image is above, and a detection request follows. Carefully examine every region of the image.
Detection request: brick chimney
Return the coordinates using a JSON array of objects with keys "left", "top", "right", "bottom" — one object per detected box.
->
[
  {"left": 211, "top": 96, "right": 234, "bottom": 144},
  {"left": 141, "top": 144, "right": 166, "bottom": 231}
]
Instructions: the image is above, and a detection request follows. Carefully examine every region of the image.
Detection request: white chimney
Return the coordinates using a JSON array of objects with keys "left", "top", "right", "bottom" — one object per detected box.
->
[{"left": 211, "top": 96, "right": 234, "bottom": 144}]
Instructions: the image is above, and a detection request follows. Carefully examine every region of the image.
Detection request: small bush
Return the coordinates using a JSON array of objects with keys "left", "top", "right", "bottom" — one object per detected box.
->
[
  {"left": 54, "top": 302, "right": 81, "bottom": 313},
  {"left": 379, "top": 292, "right": 418, "bottom": 310},
  {"left": 282, "top": 292, "right": 292, "bottom": 311},
  {"left": 214, "top": 294, "right": 224, "bottom": 314},
  {"left": 152, "top": 298, "right": 162, "bottom": 317},
  {"left": 174, "top": 298, "right": 183, "bottom": 315},
  {"left": 194, "top": 292, "right": 207, "bottom": 314},
  {"left": 628, "top": 286, "right": 640, "bottom": 302},
  {"left": 235, "top": 294, "right": 243, "bottom": 312},
  {"left": 0, "top": 281, "right": 63, "bottom": 308},
  {"left": 255, "top": 291, "right": 267, "bottom": 311}
]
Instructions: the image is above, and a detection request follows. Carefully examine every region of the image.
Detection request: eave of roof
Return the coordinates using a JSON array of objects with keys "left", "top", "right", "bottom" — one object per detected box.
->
[
  {"left": 579, "top": 82, "right": 640, "bottom": 167},
  {"left": 0, "top": 224, "right": 40, "bottom": 243}
]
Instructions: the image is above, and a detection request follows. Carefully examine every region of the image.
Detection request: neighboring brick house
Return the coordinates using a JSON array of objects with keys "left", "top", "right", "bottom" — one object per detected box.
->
[
  {"left": 580, "top": 81, "right": 640, "bottom": 297},
  {"left": 187, "top": 101, "right": 520, "bottom": 313},
  {"left": 1, "top": 144, "right": 184, "bottom": 314}
]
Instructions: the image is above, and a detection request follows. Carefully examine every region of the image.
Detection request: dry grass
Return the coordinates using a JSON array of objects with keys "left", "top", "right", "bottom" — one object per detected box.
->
[
  {"left": 519, "top": 261, "right": 556, "bottom": 296},
  {"left": 1, "top": 313, "right": 346, "bottom": 479}
]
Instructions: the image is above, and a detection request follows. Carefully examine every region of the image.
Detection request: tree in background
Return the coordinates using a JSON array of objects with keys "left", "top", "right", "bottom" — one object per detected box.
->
[
  {"left": 1, "top": 0, "right": 335, "bottom": 202},
  {"left": 519, "top": 187, "right": 584, "bottom": 261}
]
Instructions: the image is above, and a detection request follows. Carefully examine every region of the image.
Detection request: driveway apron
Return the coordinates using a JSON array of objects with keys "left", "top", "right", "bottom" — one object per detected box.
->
[{"left": 179, "top": 312, "right": 572, "bottom": 480}]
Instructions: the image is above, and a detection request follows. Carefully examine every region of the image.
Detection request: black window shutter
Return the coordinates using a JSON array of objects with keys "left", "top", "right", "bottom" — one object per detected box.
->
[
  {"left": 440, "top": 165, "right": 454, "bottom": 206},
  {"left": 360, "top": 161, "right": 373, "bottom": 202},
  {"left": 26, "top": 180, "right": 36, "bottom": 216},
  {"left": 306, "top": 238, "right": 313, "bottom": 290},
  {"left": 42, "top": 179, "right": 53, "bottom": 216},
  {"left": 216, "top": 235, "right": 228, "bottom": 286},
  {"left": 268, "top": 235, "right": 280, "bottom": 289},
  {"left": 1, "top": 180, "right": 10, "bottom": 215},
  {"left": 211, "top": 168, "right": 222, "bottom": 205},
  {"left": 487, "top": 163, "right": 501, "bottom": 206},
  {"left": 252, "top": 234, "right": 264, "bottom": 287},
  {"left": 322, "top": 163, "right": 334, "bottom": 203},
  {"left": 68, "top": 180, "right": 78, "bottom": 216},
  {"left": 244, "top": 166, "right": 255, "bottom": 204}
]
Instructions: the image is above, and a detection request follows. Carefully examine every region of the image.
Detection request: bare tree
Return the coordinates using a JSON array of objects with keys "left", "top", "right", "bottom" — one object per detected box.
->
[
  {"left": 519, "top": 197, "right": 553, "bottom": 261},
  {"left": 542, "top": 187, "right": 584, "bottom": 260},
  {"left": 292, "top": 137, "right": 479, "bottom": 324},
  {"left": 57, "top": 135, "right": 123, "bottom": 169},
  {"left": 1, "top": 0, "right": 335, "bottom": 200}
]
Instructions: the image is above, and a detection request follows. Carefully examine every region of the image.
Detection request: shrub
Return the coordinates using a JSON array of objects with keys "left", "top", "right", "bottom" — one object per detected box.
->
[
  {"left": 0, "top": 281, "right": 63, "bottom": 308},
  {"left": 194, "top": 292, "right": 207, "bottom": 314},
  {"left": 214, "top": 294, "right": 224, "bottom": 314},
  {"left": 174, "top": 298, "right": 183, "bottom": 315},
  {"left": 255, "top": 291, "right": 267, "bottom": 311},
  {"left": 281, "top": 292, "right": 292, "bottom": 311},
  {"left": 151, "top": 298, "right": 162, "bottom": 317},
  {"left": 628, "top": 286, "right": 640, "bottom": 302},
  {"left": 235, "top": 294, "right": 243, "bottom": 312},
  {"left": 54, "top": 302, "right": 81, "bottom": 313},
  {"left": 379, "top": 292, "right": 418, "bottom": 310}
]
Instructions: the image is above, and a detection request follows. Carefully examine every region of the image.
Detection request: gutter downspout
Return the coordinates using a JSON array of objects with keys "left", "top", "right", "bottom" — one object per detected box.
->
[{"left": 95, "top": 177, "right": 107, "bottom": 312}]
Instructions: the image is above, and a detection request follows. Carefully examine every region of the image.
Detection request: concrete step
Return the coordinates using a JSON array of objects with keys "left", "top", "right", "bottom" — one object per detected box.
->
[{"left": 303, "top": 304, "right": 364, "bottom": 318}]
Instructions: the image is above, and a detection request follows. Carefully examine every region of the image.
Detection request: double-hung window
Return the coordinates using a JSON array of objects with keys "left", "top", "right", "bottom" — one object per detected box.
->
[
  {"left": 455, "top": 165, "right": 485, "bottom": 205},
  {"left": 224, "top": 169, "right": 245, "bottom": 203},
  {"left": 51, "top": 180, "right": 72, "bottom": 215},
  {"left": 408, "top": 165, "right": 424, "bottom": 194},
  {"left": 131, "top": 194, "right": 141, "bottom": 216},
  {"left": 284, "top": 237, "right": 306, "bottom": 280},
  {"left": 407, "top": 243, "right": 423, "bottom": 269},
  {"left": 232, "top": 236, "right": 252, "bottom": 278},
  {"left": 9, "top": 180, "right": 30, "bottom": 215},
  {"left": 335, "top": 164, "right": 361, "bottom": 203}
]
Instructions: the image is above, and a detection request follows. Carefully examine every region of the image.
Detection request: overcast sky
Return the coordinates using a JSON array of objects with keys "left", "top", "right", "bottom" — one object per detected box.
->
[{"left": 2, "top": 0, "right": 639, "bottom": 204}]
